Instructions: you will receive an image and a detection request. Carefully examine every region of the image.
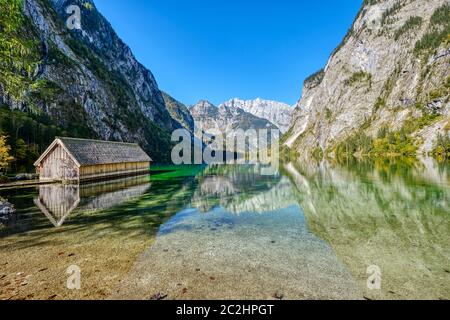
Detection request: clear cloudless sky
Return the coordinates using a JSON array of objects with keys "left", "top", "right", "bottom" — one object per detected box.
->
[{"left": 94, "top": 0, "right": 362, "bottom": 106}]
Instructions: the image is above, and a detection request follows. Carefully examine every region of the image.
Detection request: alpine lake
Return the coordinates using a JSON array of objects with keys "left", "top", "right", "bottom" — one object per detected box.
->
[{"left": 0, "top": 158, "right": 449, "bottom": 300}]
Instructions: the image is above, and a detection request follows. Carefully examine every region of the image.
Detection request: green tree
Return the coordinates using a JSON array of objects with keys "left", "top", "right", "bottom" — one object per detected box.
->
[
  {"left": 433, "top": 133, "right": 450, "bottom": 158},
  {"left": 0, "top": 0, "right": 41, "bottom": 100},
  {"left": 14, "top": 138, "right": 27, "bottom": 161}
]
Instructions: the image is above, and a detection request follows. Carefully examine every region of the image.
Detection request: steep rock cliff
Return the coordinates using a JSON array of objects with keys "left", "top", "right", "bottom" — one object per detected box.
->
[
  {"left": 162, "top": 92, "right": 194, "bottom": 132},
  {"left": 284, "top": 0, "right": 449, "bottom": 158},
  {"left": 0, "top": 0, "right": 183, "bottom": 162}
]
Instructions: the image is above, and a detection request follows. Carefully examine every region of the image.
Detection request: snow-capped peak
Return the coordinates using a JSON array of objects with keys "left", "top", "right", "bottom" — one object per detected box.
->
[{"left": 220, "top": 98, "right": 293, "bottom": 133}]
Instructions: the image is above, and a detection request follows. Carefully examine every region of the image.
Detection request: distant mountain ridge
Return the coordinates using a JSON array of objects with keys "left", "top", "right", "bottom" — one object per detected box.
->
[
  {"left": 190, "top": 98, "right": 288, "bottom": 132},
  {"left": 220, "top": 98, "right": 293, "bottom": 133},
  {"left": 190, "top": 100, "right": 279, "bottom": 150},
  {"left": 190, "top": 100, "right": 276, "bottom": 131}
]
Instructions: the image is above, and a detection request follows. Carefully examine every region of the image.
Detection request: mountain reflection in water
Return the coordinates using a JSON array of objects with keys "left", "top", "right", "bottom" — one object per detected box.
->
[
  {"left": 112, "top": 165, "right": 362, "bottom": 300},
  {"left": 0, "top": 160, "right": 448, "bottom": 300},
  {"left": 191, "top": 165, "right": 290, "bottom": 213}
]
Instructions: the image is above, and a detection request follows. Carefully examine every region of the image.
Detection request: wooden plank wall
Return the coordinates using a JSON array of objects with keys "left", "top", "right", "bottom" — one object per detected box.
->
[
  {"left": 79, "top": 162, "right": 150, "bottom": 181},
  {"left": 39, "top": 144, "right": 79, "bottom": 181}
]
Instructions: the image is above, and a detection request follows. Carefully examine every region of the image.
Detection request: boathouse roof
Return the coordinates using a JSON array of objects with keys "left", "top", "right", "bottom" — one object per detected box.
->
[{"left": 34, "top": 137, "right": 152, "bottom": 167}]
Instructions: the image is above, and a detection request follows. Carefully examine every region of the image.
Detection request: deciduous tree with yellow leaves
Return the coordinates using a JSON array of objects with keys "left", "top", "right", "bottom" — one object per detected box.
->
[{"left": 0, "top": 135, "right": 14, "bottom": 172}]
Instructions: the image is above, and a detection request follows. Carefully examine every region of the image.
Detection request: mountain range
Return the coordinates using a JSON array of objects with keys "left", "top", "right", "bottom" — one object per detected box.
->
[
  {"left": 220, "top": 98, "right": 293, "bottom": 134},
  {"left": 190, "top": 98, "right": 292, "bottom": 137},
  {"left": 1, "top": 0, "right": 448, "bottom": 167},
  {"left": 190, "top": 100, "right": 282, "bottom": 151},
  {"left": 0, "top": 0, "right": 293, "bottom": 164}
]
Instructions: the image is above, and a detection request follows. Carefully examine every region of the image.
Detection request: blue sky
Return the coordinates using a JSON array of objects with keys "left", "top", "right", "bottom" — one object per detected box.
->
[{"left": 95, "top": 0, "right": 362, "bottom": 106}]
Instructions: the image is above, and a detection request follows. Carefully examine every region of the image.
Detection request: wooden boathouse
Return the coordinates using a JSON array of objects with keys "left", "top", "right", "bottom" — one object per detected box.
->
[{"left": 34, "top": 137, "right": 152, "bottom": 182}]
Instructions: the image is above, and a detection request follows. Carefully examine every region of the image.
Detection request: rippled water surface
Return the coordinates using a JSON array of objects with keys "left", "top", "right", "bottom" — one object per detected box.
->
[{"left": 0, "top": 160, "right": 449, "bottom": 300}]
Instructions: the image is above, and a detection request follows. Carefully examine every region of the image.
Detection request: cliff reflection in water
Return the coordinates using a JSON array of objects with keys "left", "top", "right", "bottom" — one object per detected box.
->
[
  {"left": 34, "top": 175, "right": 152, "bottom": 227},
  {"left": 283, "top": 158, "right": 450, "bottom": 300}
]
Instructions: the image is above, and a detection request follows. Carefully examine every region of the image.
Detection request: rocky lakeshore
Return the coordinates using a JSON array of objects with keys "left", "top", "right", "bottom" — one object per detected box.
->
[{"left": 0, "top": 198, "right": 15, "bottom": 223}]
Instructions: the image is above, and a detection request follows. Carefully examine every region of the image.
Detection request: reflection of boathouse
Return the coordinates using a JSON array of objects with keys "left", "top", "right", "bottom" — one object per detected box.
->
[
  {"left": 34, "top": 176, "right": 151, "bottom": 227},
  {"left": 34, "top": 137, "right": 152, "bottom": 182}
]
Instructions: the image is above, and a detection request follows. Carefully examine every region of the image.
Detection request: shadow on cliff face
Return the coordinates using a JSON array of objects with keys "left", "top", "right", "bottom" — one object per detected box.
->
[{"left": 283, "top": 158, "right": 450, "bottom": 300}]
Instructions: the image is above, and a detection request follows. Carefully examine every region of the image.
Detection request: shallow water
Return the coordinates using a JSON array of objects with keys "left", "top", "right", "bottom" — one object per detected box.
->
[{"left": 0, "top": 160, "right": 449, "bottom": 300}]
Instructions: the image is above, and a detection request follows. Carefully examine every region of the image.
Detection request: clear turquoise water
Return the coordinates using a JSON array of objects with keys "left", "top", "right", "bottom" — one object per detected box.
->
[{"left": 0, "top": 160, "right": 449, "bottom": 300}]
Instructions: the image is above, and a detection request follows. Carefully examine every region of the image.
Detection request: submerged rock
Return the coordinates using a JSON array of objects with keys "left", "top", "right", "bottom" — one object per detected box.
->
[
  {"left": 0, "top": 200, "right": 15, "bottom": 215},
  {"left": 0, "top": 199, "right": 16, "bottom": 224}
]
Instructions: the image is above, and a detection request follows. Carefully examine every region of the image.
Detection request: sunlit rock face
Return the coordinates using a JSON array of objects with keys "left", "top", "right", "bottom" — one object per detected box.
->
[
  {"left": 285, "top": 0, "right": 449, "bottom": 156},
  {"left": 283, "top": 159, "right": 450, "bottom": 300}
]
